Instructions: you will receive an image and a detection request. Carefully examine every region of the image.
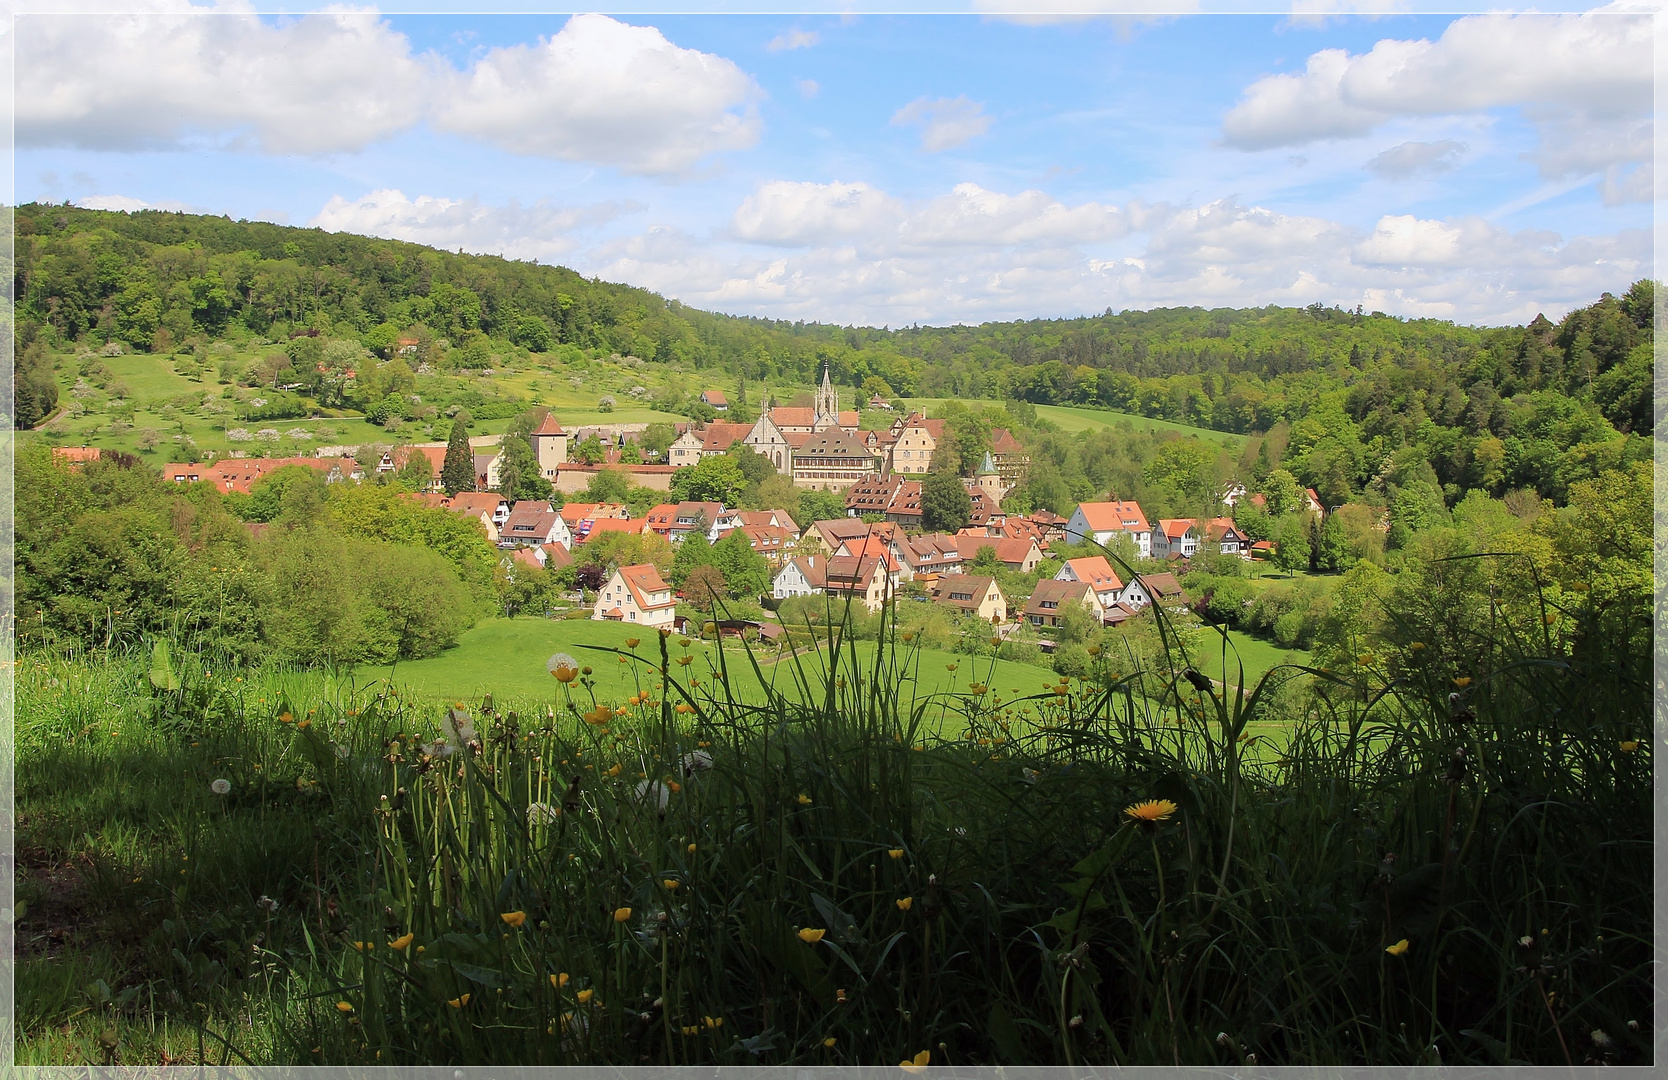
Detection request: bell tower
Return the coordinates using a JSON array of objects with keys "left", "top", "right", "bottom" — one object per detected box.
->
[{"left": 813, "top": 361, "right": 839, "bottom": 430}]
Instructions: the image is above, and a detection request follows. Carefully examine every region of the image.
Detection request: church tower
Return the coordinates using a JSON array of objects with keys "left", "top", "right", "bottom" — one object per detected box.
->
[{"left": 813, "top": 361, "right": 839, "bottom": 431}]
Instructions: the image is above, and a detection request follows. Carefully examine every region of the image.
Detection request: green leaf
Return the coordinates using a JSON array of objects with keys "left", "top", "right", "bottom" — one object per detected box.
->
[
  {"left": 988, "top": 1002, "right": 1025, "bottom": 1064},
  {"left": 448, "top": 961, "right": 507, "bottom": 987},
  {"left": 148, "top": 639, "right": 179, "bottom": 691}
]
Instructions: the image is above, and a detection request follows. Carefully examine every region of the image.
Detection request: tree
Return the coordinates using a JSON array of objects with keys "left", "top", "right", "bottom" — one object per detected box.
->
[
  {"left": 641, "top": 422, "right": 676, "bottom": 460},
  {"left": 1258, "top": 468, "right": 1306, "bottom": 517},
  {"left": 1270, "top": 515, "right": 1311, "bottom": 576},
  {"left": 798, "top": 488, "right": 847, "bottom": 528},
  {"left": 568, "top": 434, "right": 604, "bottom": 465},
  {"left": 727, "top": 445, "right": 775, "bottom": 494},
  {"left": 670, "top": 455, "right": 747, "bottom": 505},
  {"left": 585, "top": 467, "right": 633, "bottom": 504},
  {"left": 441, "top": 417, "right": 474, "bottom": 495},
  {"left": 713, "top": 526, "right": 772, "bottom": 597},
  {"left": 393, "top": 450, "right": 434, "bottom": 493},
  {"left": 751, "top": 472, "right": 800, "bottom": 516},
  {"left": 921, "top": 470, "right": 971, "bottom": 533},
  {"left": 682, "top": 564, "right": 729, "bottom": 613},
  {"left": 1144, "top": 439, "right": 1217, "bottom": 500},
  {"left": 495, "top": 433, "right": 550, "bottom": 501},
  {"left": 670, "top": 530, "right": 717, "bottom": 587}
]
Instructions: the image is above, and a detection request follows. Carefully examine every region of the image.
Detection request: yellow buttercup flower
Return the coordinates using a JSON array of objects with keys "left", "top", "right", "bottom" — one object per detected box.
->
[
  {"left": 688, "top": 843, "right": 698, "bottom": 853},
  {"left": 1619, "top": 740, "right": 1640, "bottom": 752},
  {"left": 798, "top": 794, "right": 813, "bottom": 805},
  {"left": 388, "top": 933, "right": 414, "bottom": 950},
  {"left": 607, "top": 763, "right": 622, "bottom": 777},
  {"left": 798, "top": 927, "right": 827, "bottom": 944},
  {"left": 625, "top": 638, "right": 641, "bottom": 649},
  {"left": 1124, "top": 799, "right": 1179, "bottom": 824},
  {"left": 901, "top": 1049, "right": 931, "bottom": 1071},
  {"left": 1452, "top": 677, "right": 1472, "bottom": 688},
  {"left": 1386, "top": 939, "right": 1410, "bottom": 956},
  {"left": 703, "top": 1015, "right": 724, "bottom": 1029},
  {"left": 576, "top": 989, "right": 594, "bottom": 1004},
  {"left": 448, "top": 994, "right": 470, "bottom": 1008},
  {"left": 552, "top": 972, "right": 570, "bottom": 988},
  {"left": 663, "top": 879, "right": 681, "bottom": 890},
  {"left": 888, "top": 848, "right": 904, "bottom": 860},
  {"left": 896, "top": 897, "right": 913, "bottom": 911},
  {"left": 613, "top": 907, "right": 633, "bottom": 923},
  {"left": 823, "top": 1037, "right": 837, "bottom": 1048},
  {"left": 501, "top": 911, "right": 527, "bottom": 928},
  {"left": 336, "top": 1001, "right": 353, "bottom": 1013}
]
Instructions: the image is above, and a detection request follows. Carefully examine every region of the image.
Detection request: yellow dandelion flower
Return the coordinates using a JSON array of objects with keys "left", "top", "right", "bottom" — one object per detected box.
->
[
  {"left": 896, "top": 897, "right": 913, "bottom": 911},
  {"left": 675, "top": 703, "right": 692, "bottom": 714},
  {"left": 613, "top": 907, "right": 633, "bottom": 923},
  {"left": 1386, "top": 939, "right": 1410, "bottom": 956},
  {"left": 297, "top": 718, "right": 312, "bottom": 730},
  {"left": 1086, "top": 644, "right": 1102, "bottom": 657},
  {"left": 1124, "top": 799, "right": 1179, "bottom": 824},
  {"left": 501, "top": 911, "right": 527, "bottom": 928},
  {"left": 388, "top": 932, "right": 414, "bottom": 950},
  {"left": 448, "top": 993, "right": 470, "bottom": 1008},
  {"left": 798, "top": 927, "right": 827, "bottom": 944}
]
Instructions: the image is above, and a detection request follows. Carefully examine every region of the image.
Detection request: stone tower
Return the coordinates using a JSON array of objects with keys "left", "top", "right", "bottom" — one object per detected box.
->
[
  {"left": 976, "top": 450, "right": 1004, "bottom": 507},
  {"left": 813, "top": 361, "right": 839, "bottom": 431}
]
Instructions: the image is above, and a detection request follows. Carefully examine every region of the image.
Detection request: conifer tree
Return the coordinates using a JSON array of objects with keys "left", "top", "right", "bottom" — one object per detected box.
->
[{"left": 441, "top": 417, "right": 474, "bottom": 495}]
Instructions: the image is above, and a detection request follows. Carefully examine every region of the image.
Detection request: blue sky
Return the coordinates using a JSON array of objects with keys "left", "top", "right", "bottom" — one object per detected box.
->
[{"left": 15, "top": 4, "right": 1655, "bottom": 327}]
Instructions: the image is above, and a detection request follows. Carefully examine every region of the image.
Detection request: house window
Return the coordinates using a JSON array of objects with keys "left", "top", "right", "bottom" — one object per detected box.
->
[{"left": 630, "top": 612, "right": 637, "bottom": 621}]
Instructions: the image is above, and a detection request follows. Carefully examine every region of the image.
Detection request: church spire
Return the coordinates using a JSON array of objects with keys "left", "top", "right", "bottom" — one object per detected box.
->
[{"left": 814, "top": 360, "right": 838, "bottom": 429}]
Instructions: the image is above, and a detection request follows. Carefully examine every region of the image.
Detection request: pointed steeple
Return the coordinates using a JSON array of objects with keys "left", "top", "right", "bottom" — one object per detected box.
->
[
  {"left": 978, "top": 450, "right": 998, "bottom": 476},
  {"left": 814, "top": 360, "right": 839, "bottom": 429}
]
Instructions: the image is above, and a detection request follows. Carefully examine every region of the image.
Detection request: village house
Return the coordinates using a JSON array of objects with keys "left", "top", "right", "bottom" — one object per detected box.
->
[
  {"left": 932, "top": 574, "right": 1007, "bottom": 623},
  {"left": 499, "top": 501, "right": 572, "bottom": 549},
  {"left": 792, "top": 427, "right": 881, "bottom": 489},
  {"left": 824, "top": 555, "right": 893, "bottom": 612},
  {"left": 953, "top": 534, "right": 1043, "bottom": 573},
  {"left": 844, "top": 475, "right": 923, "bottom": 525},
  {"left": 895, "top": 533, "right": 962, "bottom": 582},
  {"left": 806, "top": 518, "right": 897, "bottom": 555},
  {"left": 405, "top": 491, "right": 511, "bottom": 543},
  {"left": 578, "top": 517, "right": 647, "bottom": 544},
  {"left": 1153, "top": 519, "right": 1201, "bottom": 560},
  {"left": 1066, "top": 500, "right": 1152, "bottom": 556},
  {"left": 530, "top": 412, "right": 569, "bottom": 480},
  {"left": 159, "top": 455, "right": 361, "bottom": 493},
  {"left": 735, "top": 523, "right": 795, "bottom": 562},
  {"left": 710, "top": 508, "right": 798, "bottom": 538},
  {"left": 1023, "top": 579, "right": 1099, "bottom": 628},
  {"left": 1121, "top": 571, "right": 1185, "bottom": 611},
  {"left": 593, "top": 563, "right": 677, "bottom": 627},
  {"left": 643, "top": 501, "right": 724, "bottom": 543},
  {"left": 1055, "top": 556, "right": 1125, "bottom": 612},
  {"left": 988, "top": 428, "right": 1029, "bottom": 490},
  {"left": 1203, "top": 517, "right": 1250, "bottom": 558},
  {"left": 773, "top": 555, "right": 827, "bottom": 600},
  {"left": 700, "top": 390, "right": 729, "bottom": 411},
  {"left": 881, "top": 412, "right": 943, "bottom": 475}
]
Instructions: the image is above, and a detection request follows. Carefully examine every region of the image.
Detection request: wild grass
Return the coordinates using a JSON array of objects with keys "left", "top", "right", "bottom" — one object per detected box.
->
[{"left": 15, "top": 571, "right": 1653, "bottom": 1066}]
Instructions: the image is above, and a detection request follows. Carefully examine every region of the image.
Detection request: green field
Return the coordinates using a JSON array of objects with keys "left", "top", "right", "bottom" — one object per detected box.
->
[
  {"left": 896, "top": 398, "right": 1244, "bottom": 447},
  {"left": 1191, "top": 627, "right": 1309, "bottom": 689},
  {"left": 362, "top": 616, "right": 1064, "bottom": 722}
]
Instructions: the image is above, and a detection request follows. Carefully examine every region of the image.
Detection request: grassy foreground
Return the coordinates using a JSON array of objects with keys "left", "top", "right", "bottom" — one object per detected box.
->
[{"left": 16, "top": 593, "right": 1653, "bottom": 1066}]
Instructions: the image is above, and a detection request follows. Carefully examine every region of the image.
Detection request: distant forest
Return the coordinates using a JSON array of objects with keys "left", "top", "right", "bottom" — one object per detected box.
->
[{"left": 11, "top": 203, "right": 1655, "bottom": 506}]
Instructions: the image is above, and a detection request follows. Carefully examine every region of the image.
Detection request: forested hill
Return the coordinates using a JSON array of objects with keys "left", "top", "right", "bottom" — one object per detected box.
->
[{"left": 12, "top": 203, "right": 1654, "bottom": 501}]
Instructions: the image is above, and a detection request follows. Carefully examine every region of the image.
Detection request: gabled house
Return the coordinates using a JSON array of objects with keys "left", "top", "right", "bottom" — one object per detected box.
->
[
  {"left": 806, "top": 518, "right": 896, "bottom": 555},
  {"left": 792, "top": 428, "right": 881, "bottom": 489},
  {"left": 736, "top": 523, "right": 795, "bottom": 562},
  {"left": 578, "top": 517, "right": 646, "bottom": 544},
  {"left": 667, "top": 430, "right": 704, "bottom": 469},
  {"left": 643, "top": 501, "right": 723, "bottom": 543},
  {"left": 932, "top": 574, "right": 1007, "bottom": 623},
  {"left": 896, "top": 533, "right": 962, "bottom": 581},
  {"left": 952, "top": 534, "right": 1043, "bottom": 574},
  {"left": 500, "top": 501, "right": 572, "bottom": 549},
  {"left": 1023, "top": 579, "right": 1099, "bottom": 628},
  {"left": 825, "top": 555, "right": 893, "bottom": 612},
  {"left": 1056, "top": 556, "right": 1125, "bottom": 612},
  {"left": 700, "top": 390, "right": 729, "bottom": 411},
  {"left": 844, "top": 475, "right": 923, "bottom": 525},
  {"left": 1121, "top": 571, "right": 1185, "bottom": 611},
  {"left": 712, "top": 508, "right": 798, "bottom": 537},
  {"left": 1153, "top": 519, "right": 1200, "bottom": 560},
  {"left": 1203, "top": 517, "right": 1249, "bottom": 558},
  {"left": 593, "top": 563, "right": 677, "bottom": 627},
  {"left": 773, "top": 555, "right": 828, "bottom": 599},
  {"left": 1066, "top": 500, "right": 1152, "bottom": 557}
]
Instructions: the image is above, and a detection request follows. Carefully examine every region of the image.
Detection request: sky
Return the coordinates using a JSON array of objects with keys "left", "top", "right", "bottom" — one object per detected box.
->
[{"left": 12, "top": 2, "right": 1658, "bottom": 328}]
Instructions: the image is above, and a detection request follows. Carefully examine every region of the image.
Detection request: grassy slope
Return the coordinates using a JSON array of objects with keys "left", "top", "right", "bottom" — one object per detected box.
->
[
  {"left": 1191, "top": 627, "right": 1310, "bottom": 689},
  {"left": 360, "top": 617, "right": 1062, "bottom": 724},
  {"left": 896, "top": 397, "right": 1244, "bottom": 447}
]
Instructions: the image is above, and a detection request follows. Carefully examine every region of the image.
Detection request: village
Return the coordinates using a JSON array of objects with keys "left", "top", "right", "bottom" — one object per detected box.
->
[{"left": 128, "top": 362, "right": 1319, "bottom": 649}]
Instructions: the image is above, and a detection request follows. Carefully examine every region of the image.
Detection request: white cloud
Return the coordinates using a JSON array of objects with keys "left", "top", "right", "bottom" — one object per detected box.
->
[
  {"left": 1353, "top": 214, "right": 1467, "bottom": 266},
  {"left": 1366, "top": 139, "right": 1465, "bottom": 179},
  {"left": 18, "top": 10, "right": 761, "bottom": 175},
  {"left": 766, "top": 29, "right": 818, "bottom": 52},
  {"left": 1222, "top": 11, "right": 1651, "bottom": 183},
  {"left": 432, "top": 14, "right": 761, "bottom": 175},
  {"left": 730, "top": 180, "right": 1125, "bottom": 253},
  {"left": 891, "top": 96, "right": 992, "bottom": 153},
  {"left": 18, "top": 4, "right": 435, "bottom": 154},
  {"left": 733, "top": 181, "right": 904, "bottom": 246},
  {"left": 798, "top": 79, "right": 821, "bottom": 98},
  {"left": 310, "top": 188, "right": 640, "bottom": 263},
  {"left": 971, "top": 0, "right": 1200, "bottom": 27},
  {"left": 75, "top": 193, "right": 205, "bottom": 213}
]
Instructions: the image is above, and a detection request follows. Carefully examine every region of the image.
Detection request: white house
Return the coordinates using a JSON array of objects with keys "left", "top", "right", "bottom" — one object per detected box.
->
[
  {"left": 773, "top": 555, "right": 828, "bottom": 600},
  {"left": 1056, "top": 556, "right": 1125, "bottom": 612},
  {"left": 593, "top": 563, "right": 677, "bottom": 627},
  {"left": 1066, "top": 500, "right": 1152, "bottom": 557},
  {"left": 1153, "top": 519, "right": 1201, "bottom": 560}
]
